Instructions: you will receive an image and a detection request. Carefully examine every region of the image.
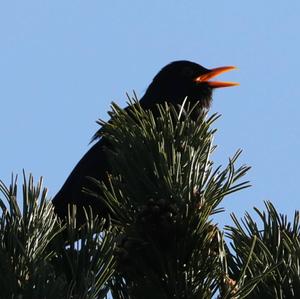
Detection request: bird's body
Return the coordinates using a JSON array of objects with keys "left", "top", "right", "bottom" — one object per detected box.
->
[{"left": 52, "top": 60, "right": 238, "bottom": 224}]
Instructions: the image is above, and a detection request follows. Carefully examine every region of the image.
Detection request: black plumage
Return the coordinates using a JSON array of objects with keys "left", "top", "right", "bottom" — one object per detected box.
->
[{"left": 52, "top": 60, "right": 238, "bottom": 224}]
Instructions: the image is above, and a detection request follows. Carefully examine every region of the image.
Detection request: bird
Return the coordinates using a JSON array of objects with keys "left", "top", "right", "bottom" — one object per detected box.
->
[{"left": 52, "top": 60, "right": 238, "bottom": 225}]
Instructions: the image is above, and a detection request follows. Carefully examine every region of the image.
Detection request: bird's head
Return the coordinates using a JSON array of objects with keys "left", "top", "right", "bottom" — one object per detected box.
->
[{"left": 142, "top": 60, "right": 239, "bottom": 109}]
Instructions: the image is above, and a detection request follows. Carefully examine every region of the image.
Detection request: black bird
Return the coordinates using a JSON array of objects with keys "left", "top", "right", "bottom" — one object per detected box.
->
[{"left": 52, "top": 60, "right": 238, "bottom": 224}]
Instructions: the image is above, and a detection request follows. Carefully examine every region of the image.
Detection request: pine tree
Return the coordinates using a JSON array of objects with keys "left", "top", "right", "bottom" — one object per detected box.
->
[{"left": 0, "top": 98, "right": 299, "bottom": 298}]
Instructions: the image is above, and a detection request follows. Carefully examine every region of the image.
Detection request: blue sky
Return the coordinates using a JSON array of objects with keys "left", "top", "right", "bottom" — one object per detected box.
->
[{"left": 1, "top": 1, "right": 299, "bottom": 227}]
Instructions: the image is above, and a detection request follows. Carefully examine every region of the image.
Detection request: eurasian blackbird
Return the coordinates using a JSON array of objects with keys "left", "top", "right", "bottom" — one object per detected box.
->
[{"left": 52, "top": 60, "right": 238, "bottom": 225}]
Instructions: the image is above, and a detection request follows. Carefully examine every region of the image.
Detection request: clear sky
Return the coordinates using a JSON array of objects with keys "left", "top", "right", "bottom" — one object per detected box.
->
[{"left": 1, "top": 1, "right": 299, "bottom": 227}]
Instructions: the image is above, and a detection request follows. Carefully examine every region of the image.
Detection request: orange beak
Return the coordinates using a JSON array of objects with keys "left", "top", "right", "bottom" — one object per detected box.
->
[{"left": 194, "top": 66, "right": 239, "bottom": 88}]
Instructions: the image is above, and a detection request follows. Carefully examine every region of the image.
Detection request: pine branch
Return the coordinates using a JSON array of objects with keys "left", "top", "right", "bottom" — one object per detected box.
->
[
  {"left": 226, "top": 201, "right": 300, "bottom": 298},
  {"left": 90, "top": 98, "right": 251, "bottom": 298},
  {"left": 0, "top": 173, "right": 116, "bottom": 299}
]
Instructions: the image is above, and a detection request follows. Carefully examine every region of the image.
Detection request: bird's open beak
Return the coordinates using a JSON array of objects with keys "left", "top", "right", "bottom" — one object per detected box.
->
[{"left": 194, "top": 66, "right": 239, "bottom": 88}]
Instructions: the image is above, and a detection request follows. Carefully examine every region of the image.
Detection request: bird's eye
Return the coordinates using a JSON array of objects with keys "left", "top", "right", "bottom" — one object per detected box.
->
[{"left": 181, "top": 67, "right": 194, "bottom": 77}]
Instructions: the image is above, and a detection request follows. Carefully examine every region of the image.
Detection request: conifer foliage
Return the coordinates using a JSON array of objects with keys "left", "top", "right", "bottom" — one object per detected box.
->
[
  {"left": 95, "top": 100, "right": 251, "bottom": 298},
  {"left": 0, "top": 99, "right": 299, "bottom": 298},
  {"left": 0, "top": 174, "right": 115, "bottom": 299}
]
